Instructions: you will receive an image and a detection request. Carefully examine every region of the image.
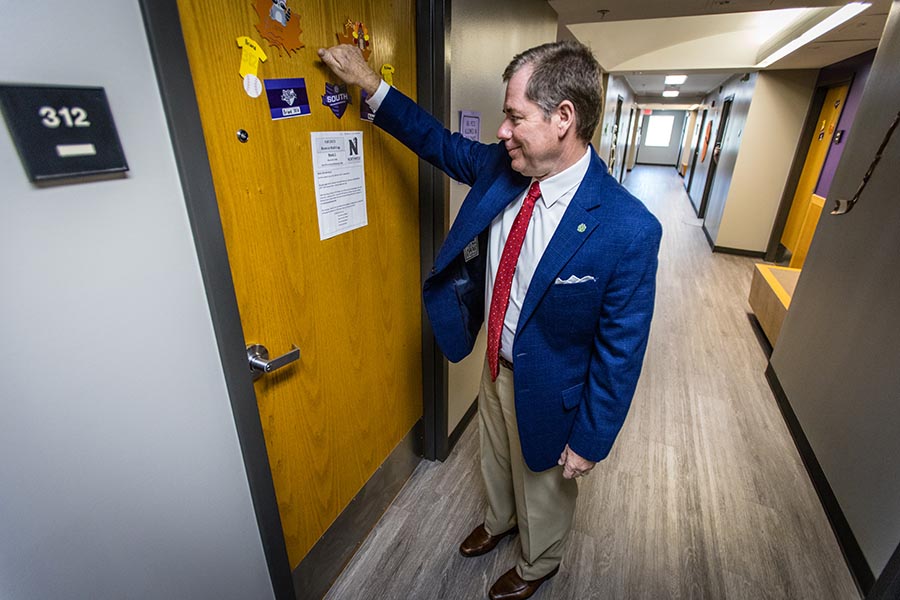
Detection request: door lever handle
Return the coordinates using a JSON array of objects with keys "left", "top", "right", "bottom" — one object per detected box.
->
[{"left": 246, "top": 344, "right": 300, "bottom": 380}]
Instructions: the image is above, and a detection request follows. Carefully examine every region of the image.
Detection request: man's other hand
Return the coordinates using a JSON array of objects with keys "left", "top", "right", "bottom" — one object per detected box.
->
[
  {"left": 558, "top": 444, "right": 596, "bottom": 479},
  {"left": 317, "top": 45, "right": 382, "bottom": 96}
]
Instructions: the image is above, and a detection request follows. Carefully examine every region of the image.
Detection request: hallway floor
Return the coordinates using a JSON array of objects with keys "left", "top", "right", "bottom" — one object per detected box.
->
[{"left": 324, "top": 165, "right": 859, "bottom": 599}]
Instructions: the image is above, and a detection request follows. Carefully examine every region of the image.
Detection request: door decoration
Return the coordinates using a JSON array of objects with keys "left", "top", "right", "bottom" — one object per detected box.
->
[
  {"left": 237, "top": 36, "right": 267, "bottom": 78},
  {"left": 337, "top": 19, "right": 372, "bottom": 61},
  {"left": 700, "top": 120, "right": 713, "bottom": 162},
  {"left": 380, "top": 64, "right": 395, "bottom": 86},
  {"left": 322, "top": 83, "right": 351, "bottom": 119},
  {"left": 253, "top": 0, "right": 304, "bottom": 56},
  {"left": 360, "top": 90, "right": 375, "bottom": 122},
  {"left": 236, "top": 36, "right": 267, "bottom": 98},
  {"left": 264, "top": 78, "right": 311, "bottom": 120}
]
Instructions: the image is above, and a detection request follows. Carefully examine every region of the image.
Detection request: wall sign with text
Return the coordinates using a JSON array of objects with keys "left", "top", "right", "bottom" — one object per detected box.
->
[{"left": 0, "top": 84, "right": 128, "bottom": 182}]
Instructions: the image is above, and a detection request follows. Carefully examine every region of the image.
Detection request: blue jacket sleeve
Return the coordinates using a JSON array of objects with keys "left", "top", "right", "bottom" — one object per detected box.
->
[{"left": 374, "top": 87, "right": 495, "bottom": 186}]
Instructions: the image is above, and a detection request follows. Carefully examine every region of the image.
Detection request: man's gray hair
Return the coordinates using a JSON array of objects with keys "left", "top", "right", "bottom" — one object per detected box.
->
[{"left": 503, "top": 41, "right": 603, "bottom": 144}]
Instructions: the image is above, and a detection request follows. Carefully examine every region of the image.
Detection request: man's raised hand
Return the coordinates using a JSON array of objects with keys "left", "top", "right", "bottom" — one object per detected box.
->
[{"left": 317, "top": 45, "right": 382, "bottom": 96}]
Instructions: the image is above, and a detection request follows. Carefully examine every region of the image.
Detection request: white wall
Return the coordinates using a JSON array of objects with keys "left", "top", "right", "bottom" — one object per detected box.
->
[
  {"left": 771, "top": 2, "right": 900, "bottom": 576},
  {"left": 713, "top": 70, "right": 817, "bottom": 251},
  {"left": 0, "top": 2, "right": 274, "bottom": 599},
  {"left": 446, "top": 0, "right": 559, "bottom": 435}
]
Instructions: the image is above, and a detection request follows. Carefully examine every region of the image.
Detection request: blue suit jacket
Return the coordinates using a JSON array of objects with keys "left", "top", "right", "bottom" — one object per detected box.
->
[{"left": 375, "top": 88, "right": 662, "bottom": 471}]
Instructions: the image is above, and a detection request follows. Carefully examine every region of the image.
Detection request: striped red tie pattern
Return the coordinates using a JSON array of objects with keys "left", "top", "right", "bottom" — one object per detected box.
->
[{"left": 487, "top": 181, "right": 542, "bottom": 380}]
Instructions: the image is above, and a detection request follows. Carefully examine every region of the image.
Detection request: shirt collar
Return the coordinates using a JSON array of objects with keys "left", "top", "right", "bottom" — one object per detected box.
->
[{"left": 534, "top": 147, "right": 592, "bottom": 209}]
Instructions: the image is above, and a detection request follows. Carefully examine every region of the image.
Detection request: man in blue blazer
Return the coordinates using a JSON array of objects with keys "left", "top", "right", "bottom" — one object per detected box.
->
[{"left": 320, "top": 40, "right": 661, "bottom": 600}]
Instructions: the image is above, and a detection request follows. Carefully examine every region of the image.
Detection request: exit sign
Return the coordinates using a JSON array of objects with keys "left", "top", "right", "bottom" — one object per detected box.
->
[{"left": 0, "top": 84, "right": 128, "bottom": 182}]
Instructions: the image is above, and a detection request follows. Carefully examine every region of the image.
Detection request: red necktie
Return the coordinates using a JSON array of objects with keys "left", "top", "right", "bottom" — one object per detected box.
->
[{"left": 487, "top": 181, "right": 541, "bottom": 380}]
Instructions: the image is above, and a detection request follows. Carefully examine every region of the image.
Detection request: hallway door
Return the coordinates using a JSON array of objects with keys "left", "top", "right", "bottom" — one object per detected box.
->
[
  {"left": 779, "top": 83, "right": 849, "bottom": 254},
  {"left": 177, "top": 0, "right": 422, "bottom": 569},
  {"left": 636, "top": 110, "right": 687, "bottom": 166}
]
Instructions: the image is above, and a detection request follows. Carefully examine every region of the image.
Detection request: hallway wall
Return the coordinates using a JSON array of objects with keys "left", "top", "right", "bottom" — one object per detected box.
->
[
  {"left": 770, "top": 0, "right": 900, "bottom": 578},
  {"left": 709, "top": 70, "right": 817, "bottom": 251},
  {"left": 0, "top": 1, "right": 274, "bottom": 598},
  {"left": 595, "top": 74, "right": 637, "bottom": 178},
  {"left": 446, "top": 0, "right": 558, "bottom": 436}
]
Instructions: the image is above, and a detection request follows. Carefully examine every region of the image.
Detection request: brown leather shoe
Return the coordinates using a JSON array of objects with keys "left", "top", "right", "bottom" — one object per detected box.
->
[
  {"left": 488, "top": 566, "right": 559, "bottom": 600},
  {"left": 459, "top": 523, "right": 518, "bottom": 557}
]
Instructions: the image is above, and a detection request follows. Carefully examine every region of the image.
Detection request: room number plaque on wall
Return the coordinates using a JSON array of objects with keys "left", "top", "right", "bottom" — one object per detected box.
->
[{"left": 0, "top": 84, "right": 128, "bottom": 182}]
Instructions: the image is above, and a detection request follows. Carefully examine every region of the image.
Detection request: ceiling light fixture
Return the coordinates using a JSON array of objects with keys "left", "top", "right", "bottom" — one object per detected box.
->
[
  {"left": 756, "top": 2, "right": 871, "bottom": 68},
  {"left": 663, "top": 90, "right": 680, "bottom": 98},
  {"left": 665, "top": 75, "right": 688, "bottom": 85}
]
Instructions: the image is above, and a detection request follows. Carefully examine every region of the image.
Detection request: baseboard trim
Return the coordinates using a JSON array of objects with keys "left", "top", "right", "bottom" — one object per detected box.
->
[
  {"left": 868, "top": 541, "right": 900, "bottom": 599},
  {"left": 702, "top": 224, "right": 715, "bottom": 249},
  {"left": 292, "top": 419, "right": 423, "bottom": 600},
  {"left": 764, "top": 365, "right": 874, "bottom": 596},
  {"left": 712, "top": 244, "right": 765, "bottom": 258},
  {"left": 448, "top": 397, "right": 478, "bottom": 453}
]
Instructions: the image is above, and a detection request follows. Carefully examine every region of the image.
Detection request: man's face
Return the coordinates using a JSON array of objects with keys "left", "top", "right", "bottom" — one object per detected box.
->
[{"left": 497, "top": 65, "right": 562, "bottom": 180}]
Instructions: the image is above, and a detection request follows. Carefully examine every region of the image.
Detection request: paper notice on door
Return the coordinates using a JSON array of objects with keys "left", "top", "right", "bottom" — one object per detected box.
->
[{"left": 311, "top": 131, "right": 368, "bottom": 240}]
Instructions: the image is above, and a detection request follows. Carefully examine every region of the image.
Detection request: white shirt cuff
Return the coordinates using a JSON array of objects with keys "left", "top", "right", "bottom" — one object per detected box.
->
[{"left": 366, "top": 80, "right": 391, "bottom": 113}]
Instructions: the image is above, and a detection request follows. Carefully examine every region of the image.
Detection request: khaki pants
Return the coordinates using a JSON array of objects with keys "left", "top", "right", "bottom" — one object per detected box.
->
[{"left": 478, "top": 359, "right": 578, "bottom": 580}]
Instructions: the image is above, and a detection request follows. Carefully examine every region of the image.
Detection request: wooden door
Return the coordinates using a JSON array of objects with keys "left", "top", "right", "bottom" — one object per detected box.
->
[
  {"left": 177, "top": 0, "right": 421, "bottom": 568},
  {"left": 780, "top": 84, "right": 849, "bottom": 253}
]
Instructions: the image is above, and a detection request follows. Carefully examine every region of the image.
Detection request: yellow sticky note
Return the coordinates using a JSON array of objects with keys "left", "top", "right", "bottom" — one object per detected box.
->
[
  {"left": 237, "top": 36, "right": 268, "bottom": 78},
  {"left": 381, "top": 64, "right": 395, "bottom": 87}
]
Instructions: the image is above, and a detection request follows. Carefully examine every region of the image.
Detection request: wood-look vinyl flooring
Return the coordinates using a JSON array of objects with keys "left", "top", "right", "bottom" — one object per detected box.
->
[{"left": 323, "top": 165, "right": 859, "bottom": 600}]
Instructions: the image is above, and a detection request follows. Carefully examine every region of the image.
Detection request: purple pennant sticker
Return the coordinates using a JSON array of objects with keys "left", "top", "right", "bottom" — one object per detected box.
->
[
  {"left": 322, "top": 82, "right": 352, "bottom": 119},
  {"left": 264, "top": 78, "right": 311, "bottom": 120}
]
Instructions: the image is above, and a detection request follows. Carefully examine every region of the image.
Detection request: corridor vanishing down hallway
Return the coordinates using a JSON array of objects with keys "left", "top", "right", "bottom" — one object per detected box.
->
[{"left": 324, "top": 165, "right": 859, "bottom": 600}]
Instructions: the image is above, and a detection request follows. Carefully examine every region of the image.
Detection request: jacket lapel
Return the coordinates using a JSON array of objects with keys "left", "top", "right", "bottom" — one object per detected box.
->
[
  {"left": 434, "top": 167, "right": 529, "bottom": 273},
  {"left": 516, "top": 153, "right": 607, "bottom": 334}
]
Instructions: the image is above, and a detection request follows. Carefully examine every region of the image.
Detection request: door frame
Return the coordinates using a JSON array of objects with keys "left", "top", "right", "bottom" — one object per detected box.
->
[
  {"left": 139, "top": 2, "right": 294, "bottom": 597},
  {"left": 686, "top": 109, "right": 707, "bottom": 194},
  {"left": 764, "top": 78, "right": 852, "bottom": 262},
  {"left": 619, "top": 107, "right": 635, "bottom": 183},
  {"left": 139, "top": 0, "right": 448, "bottom": 597},
  {"left": 698, "top": 96, "right": 734, "bottom": 220},
  {"left": 608, "top": 95, "right": 624, "bottom": 175}
]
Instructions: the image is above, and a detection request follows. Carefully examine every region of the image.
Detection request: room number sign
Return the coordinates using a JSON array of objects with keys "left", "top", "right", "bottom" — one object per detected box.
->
[{"left": 0, "top": 84, "right": 128, "bottom": 182}]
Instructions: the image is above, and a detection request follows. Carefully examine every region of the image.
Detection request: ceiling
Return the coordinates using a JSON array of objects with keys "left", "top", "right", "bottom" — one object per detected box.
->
[{"left": 550, "top": 0, "right": 891, "bottom": 102}]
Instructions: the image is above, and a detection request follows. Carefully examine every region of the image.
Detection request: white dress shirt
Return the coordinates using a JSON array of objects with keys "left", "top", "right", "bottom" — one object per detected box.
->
[
  {"left": 488, "top": 149, "right": 591, "bottom": 362},
  {"left": 367, "top": 81, "right": 592, "bottom": 362}
]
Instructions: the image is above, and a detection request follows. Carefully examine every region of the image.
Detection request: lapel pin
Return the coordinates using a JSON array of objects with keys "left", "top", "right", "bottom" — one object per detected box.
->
[{"left": 577, "top": 223, "right": 587, "bottom": 233}]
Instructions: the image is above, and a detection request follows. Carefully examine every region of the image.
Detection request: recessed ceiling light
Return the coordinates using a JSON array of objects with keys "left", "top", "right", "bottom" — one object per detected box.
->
[
  {"left": 662, "top": 90, "right": 680, "bottom": 98},
  {"left": 665, "top": 75, "right": 687, "bottom": 85}
]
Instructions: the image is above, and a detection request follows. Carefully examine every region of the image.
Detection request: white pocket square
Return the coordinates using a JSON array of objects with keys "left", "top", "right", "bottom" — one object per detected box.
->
[{"left": 554, "top": 275, "right": 596, "bottom": 285}]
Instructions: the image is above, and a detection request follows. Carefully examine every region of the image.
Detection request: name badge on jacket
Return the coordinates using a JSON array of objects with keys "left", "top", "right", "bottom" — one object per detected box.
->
[{"left": 463, "top": 238, "right": 479, "bottom": 262}]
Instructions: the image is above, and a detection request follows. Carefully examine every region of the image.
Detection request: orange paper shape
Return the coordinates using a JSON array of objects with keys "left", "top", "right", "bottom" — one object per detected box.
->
[
  {"left": 337, "top": 19, "right": 372, "bottom": 61},
  {"left": 253, "top": 0, "right": 304, "bottom": 56}
]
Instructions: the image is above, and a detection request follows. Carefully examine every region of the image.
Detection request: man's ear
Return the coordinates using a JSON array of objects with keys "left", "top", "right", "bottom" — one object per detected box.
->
[{"left": 556, "top": 100, "right": 576, "bottom": 138}]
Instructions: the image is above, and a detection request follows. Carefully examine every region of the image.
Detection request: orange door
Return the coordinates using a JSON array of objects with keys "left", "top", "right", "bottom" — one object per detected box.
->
[
  {"left": 177, "top": 0, "right": 421, "bottom": 568},
  {"left": 781, "top": 84, "right": 849, "bottom": 253}
]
